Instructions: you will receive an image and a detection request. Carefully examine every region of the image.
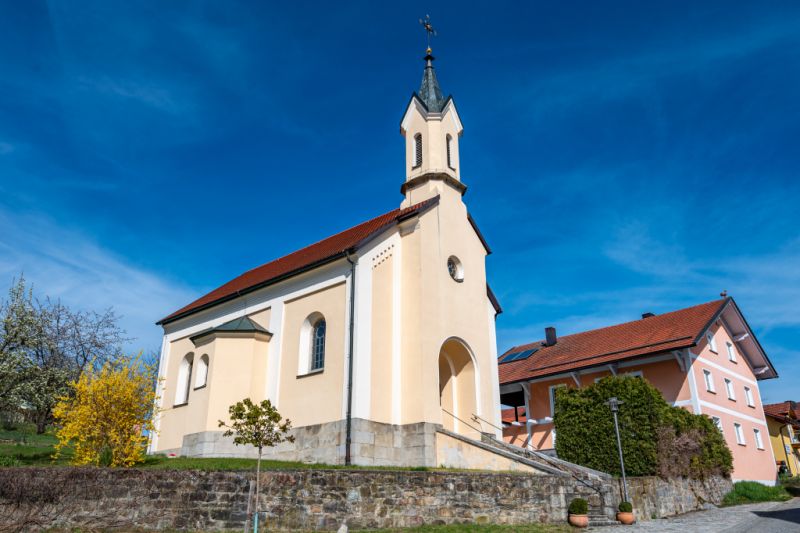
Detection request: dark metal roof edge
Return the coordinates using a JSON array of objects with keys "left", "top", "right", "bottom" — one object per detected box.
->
[
  {"left": 190, "top": 327, "right": 273, "bottom": 345},
  {"left": 487, "top": 284, "right": 502, "bottom": 315},
  {"left": 727, "top": 297, "right": 779, "bottom": 380},
  {"left": 692, "top": 297, "right": 731, "bottom": 346},
  {"left": 468, "top": 213, "right": 492, "bottom": 255}
]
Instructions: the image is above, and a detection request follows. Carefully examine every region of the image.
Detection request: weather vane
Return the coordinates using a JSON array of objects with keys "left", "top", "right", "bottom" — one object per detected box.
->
[{"left": 419, "top": 14, "right": 437, "bottom": 52}]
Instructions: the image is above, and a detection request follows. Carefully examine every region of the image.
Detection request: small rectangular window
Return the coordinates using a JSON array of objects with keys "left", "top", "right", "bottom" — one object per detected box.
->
[
  {"left": 725, "top": 378, "right": 735, "bottom": 400},
  {"left": 734, "top": 422, "right": 745, "bottom": 445},
  {"left": 703, "top": 369, "right": 715, "bottom": 392},
  {"left": 727, "top": 342, "right": 737, "bottom": 362},
  {"left": 712, "top": 416, "right": 723, "bottom": 434},
  {"left": 707, "top": 332, "right": 718, "bottom": 353},
  {"left": 754, "top": 428, "right": 764, "bottom": 449},
  {"left": 744, "top": 387, "right": 754, "bottom": 407}
]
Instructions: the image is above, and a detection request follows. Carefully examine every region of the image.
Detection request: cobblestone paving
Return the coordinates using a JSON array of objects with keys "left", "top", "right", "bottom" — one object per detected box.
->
[{"left": 597, "top": 498, "right": 800, "bottom": 532}]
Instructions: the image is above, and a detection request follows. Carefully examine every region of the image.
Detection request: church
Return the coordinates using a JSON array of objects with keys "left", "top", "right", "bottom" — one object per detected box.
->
[{"left": 149, "top": 47, "right": 510, "bottom": 469}]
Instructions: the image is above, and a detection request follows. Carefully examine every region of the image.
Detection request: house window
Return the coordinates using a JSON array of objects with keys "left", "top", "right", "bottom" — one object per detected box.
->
[
  {"left": 725, "top": 378, "right": 735, "bottom": 401},
  {"left": 703, "top": 369, "right": 715, "bottom": 392},
  {"left": 413, "top": 133, "right": 423, "bottom": 168},
  {"left": 734, "top": 422, "right": 745, "bottom": 445},
  {"left": 549, "top": 384, "right": 567, "bottom": 417},
  {"left": 311, "top": 319, "right": 326, "bottom": 371},
  {"left": 707, "top": 332, "right": 718, "bottom": 353},
  {"left": 175, "top": 353, "right": 194, "bottom": 406},
  {"left": 446, "top": 134, "right": 455, "bottom": 170},
  {"left": 194, "top": 354, "right": 209, "bottom": 389},
  {"left": 727, "top": 342, "right": 737, "bottom": 362},
  {"left": 712, "top": 416, "right": 723, "bottom": 434},
  {"left": 744, "top": 387, "right": 754, "bottom": 407},
  {"left": 754, "top": 428, "right": 764, "bottom": 449}
]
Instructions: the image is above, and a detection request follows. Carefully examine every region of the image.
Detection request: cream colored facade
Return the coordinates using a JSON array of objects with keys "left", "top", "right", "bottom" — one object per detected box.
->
[{"left": 150, "top": 57, "right": 503, "bottom": 466}]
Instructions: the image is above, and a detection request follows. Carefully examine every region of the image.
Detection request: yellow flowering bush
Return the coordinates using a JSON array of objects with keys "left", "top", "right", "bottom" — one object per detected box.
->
[{"left": 52, "top": 353, "right": 159, "bottom": 467}]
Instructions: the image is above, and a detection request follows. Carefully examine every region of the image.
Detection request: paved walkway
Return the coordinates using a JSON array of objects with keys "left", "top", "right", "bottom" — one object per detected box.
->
[{"left": 598, "top": 498, "right": 800, "bottom": 532}]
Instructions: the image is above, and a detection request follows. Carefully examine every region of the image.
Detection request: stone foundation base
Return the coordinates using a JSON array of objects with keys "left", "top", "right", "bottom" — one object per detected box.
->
[{"left": 177, "top": 418, "right": 439, "bottom": 467}]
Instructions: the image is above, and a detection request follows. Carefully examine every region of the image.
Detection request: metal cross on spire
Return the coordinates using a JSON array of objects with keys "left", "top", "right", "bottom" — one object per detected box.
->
[{"left": 419, "top": 14, "right": 437, "bottom": 53}]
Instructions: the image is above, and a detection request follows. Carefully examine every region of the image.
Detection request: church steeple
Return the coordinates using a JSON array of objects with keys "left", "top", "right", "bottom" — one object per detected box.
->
[
  {"left": 419, "top": 49, "right": 446, "bottom": 112},
  {"left": 400, "top": 45, "right": 464, "bottom": 207}
]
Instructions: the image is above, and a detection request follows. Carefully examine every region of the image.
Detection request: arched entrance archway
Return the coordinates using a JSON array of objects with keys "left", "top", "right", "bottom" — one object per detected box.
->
[{"left": 438, "top": 338, "right": 479, "bottom": 438}]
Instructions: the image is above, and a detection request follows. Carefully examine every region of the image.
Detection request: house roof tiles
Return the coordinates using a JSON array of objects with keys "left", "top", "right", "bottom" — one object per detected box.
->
[{"left": 499, "top": 298, "right": 729, "bottom": 385}]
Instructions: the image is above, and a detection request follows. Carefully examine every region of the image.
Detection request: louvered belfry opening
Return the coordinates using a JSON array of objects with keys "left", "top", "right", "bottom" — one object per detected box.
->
[{"left": 414, "top": 133, "right": 423, "bottom": 168}]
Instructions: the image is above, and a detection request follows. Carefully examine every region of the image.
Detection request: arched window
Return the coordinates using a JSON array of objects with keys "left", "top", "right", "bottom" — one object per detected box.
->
[
  {"left": 413, "top": 133, "right": 423, "bottom": 168},
  {"left": 446, "top": 134, "right": 454, "bottom": 169},
  {"left": 175, "top": 353, "right": 194, "bottom": 405},
  {"left": 194, "top": 354, "right": 209, "bottom": 389},
  {"left": 311, "top": 319, "right": 326, "bottom": 371}
]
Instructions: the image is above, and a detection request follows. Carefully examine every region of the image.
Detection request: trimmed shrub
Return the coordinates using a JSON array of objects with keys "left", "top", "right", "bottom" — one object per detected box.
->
[
  {"left": 553, "top": 376, "right": 732, "bottom": 478},
  {"left": 722, "top": 481, "right": 791, "bottom": 506},
  {"left": 568, "top": 498, "right": 588, "bottom": 515},
  {"left": 618, "top": 501, "right": 632, "bottom": 512}
]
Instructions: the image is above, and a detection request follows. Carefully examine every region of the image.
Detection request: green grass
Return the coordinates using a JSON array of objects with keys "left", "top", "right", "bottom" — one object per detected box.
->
[
  {"left": 721, "top": 481, "right": 792, "bottom": 506},
  {"left": 0, "top": 423, "right": 73, "bottom": 466},
  {"left": 0, "top": 426, "right": 509, "bottom": 473}
]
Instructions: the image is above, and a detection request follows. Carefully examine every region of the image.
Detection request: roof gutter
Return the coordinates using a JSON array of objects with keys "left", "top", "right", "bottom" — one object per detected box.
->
[{"left": 344, "top": 250, "right": 357, "bottom": 466}]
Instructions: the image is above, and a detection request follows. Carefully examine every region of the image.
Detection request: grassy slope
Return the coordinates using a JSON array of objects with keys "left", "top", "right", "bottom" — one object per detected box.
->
[
  {"left": 721, "top": 481, "right": 792, "bottom": 506},
  {"left": 0, "top": 426, "right": 516, "bottom": 473}
]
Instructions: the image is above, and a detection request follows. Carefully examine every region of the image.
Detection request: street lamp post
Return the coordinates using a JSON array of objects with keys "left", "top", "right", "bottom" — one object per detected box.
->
[{"left": 607, "top": 396, "right": 629, "bottom": 502}]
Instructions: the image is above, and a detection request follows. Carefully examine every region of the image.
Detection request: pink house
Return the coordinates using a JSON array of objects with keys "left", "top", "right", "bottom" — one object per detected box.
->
[{"left": 498, "top": 297, "right": 780, "bottom": 485}]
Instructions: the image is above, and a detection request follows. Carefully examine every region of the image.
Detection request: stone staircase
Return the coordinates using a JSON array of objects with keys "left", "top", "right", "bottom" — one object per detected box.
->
[{"left": 478, "top": 434, "right": 620, "bottom": 526}]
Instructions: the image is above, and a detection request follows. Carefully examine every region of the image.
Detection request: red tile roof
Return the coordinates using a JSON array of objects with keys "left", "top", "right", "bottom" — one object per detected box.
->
[
  {"left": 499, "top": 299, "right": 729, "bottom": 385},
  {"left": 763, "top": 401, "right": 798, "bottom": 421},
  {"left": 159, "top": 197, "right": 440, "bottom": 325}
]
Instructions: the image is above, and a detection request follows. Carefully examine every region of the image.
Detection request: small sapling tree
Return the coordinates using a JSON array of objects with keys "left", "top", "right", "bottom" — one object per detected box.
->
[{"left": 219, "top": 398, "right": 294, "bottom": 530}]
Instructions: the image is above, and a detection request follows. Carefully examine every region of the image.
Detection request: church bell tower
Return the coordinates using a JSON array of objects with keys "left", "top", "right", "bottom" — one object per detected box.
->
[{"left": 400, "top": 46, "right": 465, "bottom": 207}]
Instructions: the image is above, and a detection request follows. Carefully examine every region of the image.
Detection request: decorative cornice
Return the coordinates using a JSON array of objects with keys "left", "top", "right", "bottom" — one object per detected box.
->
[{"left": 400, "top": 172, "right": 466, "bottom": 196}]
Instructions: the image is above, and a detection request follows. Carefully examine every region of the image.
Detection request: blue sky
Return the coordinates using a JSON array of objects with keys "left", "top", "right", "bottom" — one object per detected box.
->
[{"left": 1, "top": 2, "right": 798, "bottom": 402}]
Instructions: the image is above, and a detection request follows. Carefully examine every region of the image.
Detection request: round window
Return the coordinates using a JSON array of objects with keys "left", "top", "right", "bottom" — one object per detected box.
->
[{"left": 447, "top": 256, "right": 464, "bottom": 282}]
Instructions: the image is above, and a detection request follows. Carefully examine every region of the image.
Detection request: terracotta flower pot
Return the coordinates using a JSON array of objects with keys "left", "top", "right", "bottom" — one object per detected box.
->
[
  {"left": 616, "top": 511, "right": 635, "bottom": 525},
  {"left": 568, "top": 514, "right": 589, "bottom": 528}
]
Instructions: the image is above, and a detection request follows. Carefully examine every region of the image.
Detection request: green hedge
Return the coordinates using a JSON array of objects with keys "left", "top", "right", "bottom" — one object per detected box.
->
[{"left": 553, "top": 376, "right": 732, "bottom": 478}]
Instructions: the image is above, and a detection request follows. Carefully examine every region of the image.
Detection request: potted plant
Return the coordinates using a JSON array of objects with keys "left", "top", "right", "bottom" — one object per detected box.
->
[
  {"left": 617, "top": 501, "right": 635, "bottom": 525},
  {"left": 568, "top": 498, "right": 589, "bottom": 528}
]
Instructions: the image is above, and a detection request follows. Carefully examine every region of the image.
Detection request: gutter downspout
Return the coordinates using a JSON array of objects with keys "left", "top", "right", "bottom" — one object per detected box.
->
[
  {"left": 780, "top": 423, "right": 792, "bottom": 472},
  {"left": 344, "top": 251, "right": 357, "bottom": 466}
]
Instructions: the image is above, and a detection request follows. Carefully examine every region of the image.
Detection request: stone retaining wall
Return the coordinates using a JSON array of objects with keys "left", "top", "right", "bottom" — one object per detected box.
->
[
  {"left": 0, "top": 467, "right": 731, "bottom": 531},
  {"left": 176, "top": 418, "right": 439, "bottom": 468},
  {"left": 624, "top": 475, "right": 734, "bottom": 520}
]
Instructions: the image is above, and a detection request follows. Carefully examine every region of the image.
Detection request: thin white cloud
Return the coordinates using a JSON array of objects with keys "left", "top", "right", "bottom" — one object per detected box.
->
[
  {"left": 602, "top": 224, "right": 800, "bottom": 331},
  {"left": 0, "top": 207, "right": 196, "bottom": 352},
  {"left": 74, "top": 75, "right": 190, "bottom": 115},
  {"left": 510, "top": 17, "right": 799, "bottom": 116}
]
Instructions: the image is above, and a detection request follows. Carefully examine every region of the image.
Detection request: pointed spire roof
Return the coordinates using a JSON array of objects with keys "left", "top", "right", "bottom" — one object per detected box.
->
[{"left": 418, "top": 48, "right": 447, "bottom": 112}]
